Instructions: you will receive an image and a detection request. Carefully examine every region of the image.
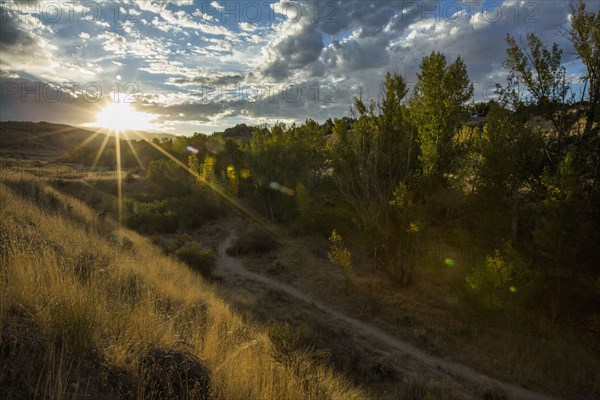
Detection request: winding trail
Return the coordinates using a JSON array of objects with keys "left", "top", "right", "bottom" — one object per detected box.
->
[{"left": 217, "top": 232, "right": 555, "bottom": 400}]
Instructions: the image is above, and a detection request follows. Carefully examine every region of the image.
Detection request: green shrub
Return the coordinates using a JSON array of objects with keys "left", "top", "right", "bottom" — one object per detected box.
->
[
  {"left": 126, "top": 200, "right": 178, "bottom": 234},
  {"left": 146, "top": 159, "right": 191, "bottom": 198},
  {"left": 174, "top": 242, "right": 217, "bottom": 278},
  {"left": 328, "top": 230, "right": 352, "bottom": 288},
  {"left": 226, "top": 228, "right": 277, "bottom": 256},
  {"left": 465, "top": 241, "right": 528, "bottom": 310}
]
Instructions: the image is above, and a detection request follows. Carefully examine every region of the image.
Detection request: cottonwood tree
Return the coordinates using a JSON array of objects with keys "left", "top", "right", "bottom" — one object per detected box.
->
[
  {"left": 565, "top": 0, "right": 600, "bottom": 137},
  {"left": 247, "top": 122, "right": 325, "bottom": 221},
  {"left": 564, "top": 0, "right": 600, "bottom": 207},
  {"left": 502, "top": 33, "right": 572, "bottom": 164},
  {"left": 477, "top": 103, "right": 545, "bottom": 242},
  {"left": 408, "top": 52, "right": 473, "bottom": 177},
  {"left": 504, "top": 33, "right": 569, "bottom": 110},
  {"left": 330, "top": 72, "right": 420, "bottom": 284}
]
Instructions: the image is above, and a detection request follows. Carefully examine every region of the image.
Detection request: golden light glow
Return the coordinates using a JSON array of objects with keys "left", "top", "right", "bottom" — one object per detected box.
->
[{"left": 94, "top": 102, "right": 156, "bottom": 131}]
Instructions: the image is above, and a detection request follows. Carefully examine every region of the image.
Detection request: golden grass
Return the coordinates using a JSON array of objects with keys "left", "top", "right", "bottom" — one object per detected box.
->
[{"left": 0, "top": 174, "right": 369, "bottom": 399}]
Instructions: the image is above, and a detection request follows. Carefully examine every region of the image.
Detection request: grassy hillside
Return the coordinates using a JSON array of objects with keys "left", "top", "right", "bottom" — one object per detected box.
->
[
  {"left": 0, "top": 121, "right": 103, "bottom": 159},
  {"left": 0, "top": 121, "right": 177, "bottom": 162},
  {"left": 0, "top": 173, "right": 367, "bottom": 399}
]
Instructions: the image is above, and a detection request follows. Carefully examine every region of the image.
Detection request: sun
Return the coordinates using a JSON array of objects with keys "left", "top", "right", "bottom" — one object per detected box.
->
[{"left": 95, "top": 102, "right": 156, "bottom": 131}]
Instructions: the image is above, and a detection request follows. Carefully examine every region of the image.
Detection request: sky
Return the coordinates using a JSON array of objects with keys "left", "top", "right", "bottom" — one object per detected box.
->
[{"left": 0, "top": 0, "right": 598, "bottom": 135}]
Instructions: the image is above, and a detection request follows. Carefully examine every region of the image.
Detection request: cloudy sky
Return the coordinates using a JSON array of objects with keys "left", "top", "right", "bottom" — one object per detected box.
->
[{"left": 0, "top": 0, "right": 597, "bottom": 135}]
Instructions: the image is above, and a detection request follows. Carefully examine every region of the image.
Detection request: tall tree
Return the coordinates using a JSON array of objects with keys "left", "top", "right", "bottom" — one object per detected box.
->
[
  {"left": 502, "top": 33, "right": 572, "bottom": 164},
  {"left": 330, "top": 73, "right": 420, "bottom": 283},
  {"left": 565, "top": 0, "right": 600, "bottom": 136},
  {"left": 478, "top": 103, "right": 545, "bottom": 242},
  {"left": 247, "top": 121, "right": 325, "bottom": 221},
  {"left": 503, "top": 33, "right": 569, "bottom": 111},
  {"left": 564, "top": 0, "right": 600, "bottom": 208},
  {"left": 409, "top": 52, "right": 473, "bottom": 177}
]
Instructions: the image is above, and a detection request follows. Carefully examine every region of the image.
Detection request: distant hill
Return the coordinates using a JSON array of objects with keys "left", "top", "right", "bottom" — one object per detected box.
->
[
  {"left": 86, "top": 128, "right": 179, "bottom": 142},
  {"left": 0, "top": 121, "right": 177, "bottom": 160},
  {"left": 0, "top": 121, "right": 104, "bottom": 160}
]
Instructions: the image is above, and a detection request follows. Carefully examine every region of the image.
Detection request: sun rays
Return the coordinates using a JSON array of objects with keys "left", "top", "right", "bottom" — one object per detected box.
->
[
  {"left": 62, "top": 104, "right": 280, "bottom": 235},
  {"left": 94, "top": 102, "right": 156, "bottom": 132}
]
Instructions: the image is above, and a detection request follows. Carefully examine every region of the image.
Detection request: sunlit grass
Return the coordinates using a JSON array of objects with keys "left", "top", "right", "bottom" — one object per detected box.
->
[{"left": 0, "top": 174, "right": 368, "bottom": 399}]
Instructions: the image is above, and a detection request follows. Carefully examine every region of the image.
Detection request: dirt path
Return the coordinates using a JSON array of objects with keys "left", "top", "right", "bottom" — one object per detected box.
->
[{"left": 217, "top": 232, "right": 556, "bottom": 400}]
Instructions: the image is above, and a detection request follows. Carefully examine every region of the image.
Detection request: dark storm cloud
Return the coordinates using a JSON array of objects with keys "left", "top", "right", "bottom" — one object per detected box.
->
[
  {"left": 0, "top": 77, "right": 97, "bottom": 124},
  {"left": 136, "top": 78, "right": 351, "bottom": 124},
  {"left": 316, "top": 0, "right": 438, "bottom": 36},
  {"left": 259, "top": 0, "right": 600, "bottom": 109},
  {"left": 258, "top": 1, "right": 446, "bottom": 81},
  {"left": 169, "top": 73, "right": 246, "bottom": 86},
  {"left": 0, "top": 4, "right": 35, "bottom": 49},
  {"left": 260, "top": 14, "right": 325, "bottom": 80}
]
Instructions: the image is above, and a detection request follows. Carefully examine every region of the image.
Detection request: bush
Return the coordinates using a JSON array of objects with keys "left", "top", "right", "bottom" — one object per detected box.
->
[
  {"left": 169, "top": 195, "right": 223, "bottom": 230},
  {"left": 174, "top": 242, "right": 217, "bottom": 279},
  {"left": 126, "top": 200, "right": 178, "bottom": 234},
  {"left": 328, "top": 230, "right": 352, "bottom": 288},
  {"left": 139, "top": 347, "right": 211, "bottom": 400},
  {"left": 126, "top": 195, "right": 224, "bottom": 234},
  {"left": 146, "top": 159, "right": 191, "bottom": 198},
  {"left": 465, "top": 241, "right": 528, "bottom": 310},
  {"left": 226, "top": 228, "right": 278, "bottom": 256}
]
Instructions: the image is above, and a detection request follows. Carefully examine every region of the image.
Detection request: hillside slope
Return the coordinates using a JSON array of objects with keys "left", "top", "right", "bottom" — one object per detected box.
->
[
  {"left": 0, "top": 121, "right": 102, "bottom": 159},
  {"left": 0, "top": 121, "right": 177, "bottom": 160},
  {"left": 0, "top": 174, "right": 366, "bottom": 399}
]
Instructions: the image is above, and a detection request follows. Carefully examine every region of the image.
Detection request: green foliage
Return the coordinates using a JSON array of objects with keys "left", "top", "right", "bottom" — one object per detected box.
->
[
  {"left": 532, "top": 153, "right": 589, "bottom": 317},
  {"left": 174, "top": 242, "right": 217, "bottom": 279},
  {"left": 246, "top": 121, "right": 326, "bottom": 221},
  {"left": 146, "top": 159, "right": 191, "bottom": 197},
  {"left": 327, "top": 230, "right": 352, "bottom": 287},
  {"left": 409, "top": 51, "right": 473, "bottom": 176},
  {"left": 126, "top": 195, "right": 222, "bottom": 234},
  {"left": 126, "top": 200, "right": 178, "bottom": 234},
  {"left": 476, "top": 103, "right": 545, "bottom": 242},
  {"left": 199, "top": 155, "right": 217, "bottom": 186},
  {"left": 566, "top": 0, "right": 600, "bottom": 135},
  {"left": 466, "top": 242, "right": 527, "bottom": 310},
  {"left": 329, "top": 72, "right": 420, "bottom": 283},
  {"left": 503, "top": 33, "right": 568, "bottom": 110}
]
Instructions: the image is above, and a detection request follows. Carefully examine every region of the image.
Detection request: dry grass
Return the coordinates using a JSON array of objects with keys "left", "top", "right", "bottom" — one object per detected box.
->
[{"left": 0, "top": 174, "right": 368, "bottom": 400}]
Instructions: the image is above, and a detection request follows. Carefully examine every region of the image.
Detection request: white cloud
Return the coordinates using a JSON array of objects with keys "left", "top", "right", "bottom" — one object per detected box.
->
[
  {"left": 99, "top": 32, "right": 127, "bottom": 55},
  {"left": 210, "top": 1, "right": 224, "bottom": 11},
  {"left": 239, "top": 22, "right": 258, "bottom": 32}
]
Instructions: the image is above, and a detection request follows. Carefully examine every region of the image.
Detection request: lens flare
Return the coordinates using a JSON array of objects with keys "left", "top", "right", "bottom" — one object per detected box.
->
[
  {"left": 240, "top": 169, "right": 251, "bottom": 179},
  {"left": 269, "top": 181, "right": 281, "bottom": 191},
  {"left": 444, "top": 258, "right": 456, "bottom": 266}
]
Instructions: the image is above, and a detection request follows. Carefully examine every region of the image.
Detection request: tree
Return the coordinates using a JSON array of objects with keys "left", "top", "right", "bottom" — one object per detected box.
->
[
  {"left": 146, "top": 159, "right": 191, "bottom": 198},
  {"left": 564, "top": 0, "right": 600, "bottom": 208},
  {"left": 409, "top": 52, "right": 473, "bottom": 177},
  {"left": 533, "top": 152, "right": 589, "bottom": 319},
  {"left": 246, "top": 121, "right": 325, "bottom": 221},
  {"left": 565, "top": 0, "right": 600, "bottom": 136},
  {"left": 502, "top": 33, "right": 572, "bottom": 164},
  {"left": 477, "top": 103, "right": 545, "bottom": 242},
  {"left": 503, "top": 33, "right": 569, "bottom": 110},
  {"left": 330, "top": 72, "right": 420, "bottom": 283}
]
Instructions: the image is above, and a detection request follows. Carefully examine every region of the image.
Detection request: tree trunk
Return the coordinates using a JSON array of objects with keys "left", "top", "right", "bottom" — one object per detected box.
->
[{"left": 511, "top": 185, "right": 519, "bottom": 243}]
